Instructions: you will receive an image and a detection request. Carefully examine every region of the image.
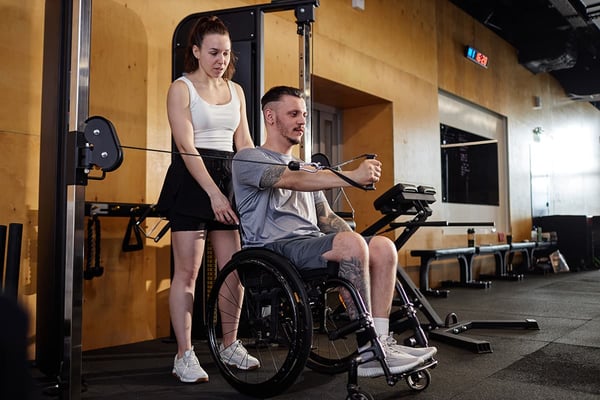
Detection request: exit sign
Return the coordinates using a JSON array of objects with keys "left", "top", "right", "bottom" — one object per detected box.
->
[{"left": 465, "top": 46, "right": 489, "bottom": 68}]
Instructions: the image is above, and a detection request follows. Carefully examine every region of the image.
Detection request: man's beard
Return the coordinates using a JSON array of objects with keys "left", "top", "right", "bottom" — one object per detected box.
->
[
  {"left": 276, "top": 119, "right": 302, "bottom": 145},
  {"left": 286, "top": 135, "right": 301, "bottom": 145}
]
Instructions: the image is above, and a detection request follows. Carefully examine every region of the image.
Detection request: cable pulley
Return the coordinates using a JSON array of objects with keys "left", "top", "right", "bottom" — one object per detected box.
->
[{"left": 83, "top": 116, "right": 123, "bottom": 173}]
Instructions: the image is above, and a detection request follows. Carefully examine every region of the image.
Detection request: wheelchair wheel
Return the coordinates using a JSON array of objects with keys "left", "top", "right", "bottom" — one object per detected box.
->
[
  {"left": 406, "top": 368, "right": 431, "bottom": 391},
  {"left": 306, "top": 286, "right": 358, "bottom": 374},
  {"left": 346, "top": 389, "right": 374, "bottom": 400},
  {"left": 206, "top": 249, "right": 313, "bottom": 398}
]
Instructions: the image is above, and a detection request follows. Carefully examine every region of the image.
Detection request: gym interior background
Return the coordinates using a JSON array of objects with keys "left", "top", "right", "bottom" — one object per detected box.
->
[{"left": 1, "top": 0, "right": 599, "bottom": 360}]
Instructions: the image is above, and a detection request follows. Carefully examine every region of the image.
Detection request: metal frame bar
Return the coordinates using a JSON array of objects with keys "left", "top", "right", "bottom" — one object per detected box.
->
[
  {"left": 297, "top": 6, "right": 315, "bottom": 162},
  {"left": 61, "top": 0, "right": 91, "bottom": 398}
]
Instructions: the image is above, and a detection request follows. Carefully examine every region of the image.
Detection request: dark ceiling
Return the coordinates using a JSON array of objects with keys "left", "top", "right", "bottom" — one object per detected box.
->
[{"left": 449, "top": 0, "right": 600, "bottom": 110}]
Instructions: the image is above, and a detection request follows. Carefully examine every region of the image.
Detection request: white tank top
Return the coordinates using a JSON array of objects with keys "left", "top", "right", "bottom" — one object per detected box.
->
[{"left": 178, "top": 75, "right": 241, "bottom": 152}]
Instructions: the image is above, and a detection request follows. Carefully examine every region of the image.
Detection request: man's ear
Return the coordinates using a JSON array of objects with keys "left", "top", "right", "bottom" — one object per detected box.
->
[{"left": 264, "top": 108, "right": 275, "bottom": 125}]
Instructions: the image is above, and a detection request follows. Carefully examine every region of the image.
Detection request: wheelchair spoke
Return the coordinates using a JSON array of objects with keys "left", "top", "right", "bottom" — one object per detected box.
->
[{"left": 307, "top": 288, "right": 357, "bottom": 374}]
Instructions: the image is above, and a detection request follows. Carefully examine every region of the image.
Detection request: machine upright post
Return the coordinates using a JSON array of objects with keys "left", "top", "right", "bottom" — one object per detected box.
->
[
  {"left": 296, "top": 5, "right": 315, "bottom": 162},
  {"left": 62, "top": 0, "right": 91, "bottom": 398}
]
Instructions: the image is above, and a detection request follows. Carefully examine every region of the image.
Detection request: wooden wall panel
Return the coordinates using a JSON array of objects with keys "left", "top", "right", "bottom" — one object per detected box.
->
[
  {"left": 81, "top": 229, "right": 156, "bottom": 349},
  {"left": 0, "top": 0, "right": 45, "bottom": 358},
  {"left": 87, "top": 0, "right": 148, "bottom": 204},
  {"left": 0, "top": 1, "right": 44, "bottom": 135},
  {"left": 343, "top": 103, "right": 394, "bottom": 234},
  {"left": 314, "top": 0, "right": 438, "bottom": 85}
]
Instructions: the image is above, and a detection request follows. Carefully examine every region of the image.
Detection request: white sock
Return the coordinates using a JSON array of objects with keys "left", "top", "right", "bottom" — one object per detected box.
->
[{"left": 373, "top": 317, "right": 389, "bottom": 338}]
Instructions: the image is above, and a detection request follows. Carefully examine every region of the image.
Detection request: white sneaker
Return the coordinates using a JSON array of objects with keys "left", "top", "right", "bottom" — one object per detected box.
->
[
  {"left": 357, "top": 336, "right": 423, "bottom": 378},
  {"left": 219, "top": 340, "right": 261, "bottom": 370},
  {"left": 383, "top": 333, "right": 437, "bottom": 360},
  {"left": 172, "top": 347, "right": 209, "bottom": 383}
]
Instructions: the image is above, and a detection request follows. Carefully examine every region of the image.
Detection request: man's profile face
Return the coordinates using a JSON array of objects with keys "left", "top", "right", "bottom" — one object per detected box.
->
[{"left": 272, "top": 95, "right": 307, "bottom": 146}]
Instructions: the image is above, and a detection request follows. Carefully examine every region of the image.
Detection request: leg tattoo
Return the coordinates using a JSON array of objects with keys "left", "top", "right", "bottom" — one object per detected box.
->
[{"left": 337, "top": 256, "right": 371, "bottom": 319}]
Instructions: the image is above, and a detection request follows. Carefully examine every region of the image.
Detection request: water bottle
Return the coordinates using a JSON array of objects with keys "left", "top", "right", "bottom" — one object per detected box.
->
[{"left": 467, "top": 228, "right": 475, "bottom": 247}]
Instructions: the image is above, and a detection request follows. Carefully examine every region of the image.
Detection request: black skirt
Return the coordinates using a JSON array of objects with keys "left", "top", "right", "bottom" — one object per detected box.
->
[{"left": 156, "top": 148, "right": 235, "bottom": 220}]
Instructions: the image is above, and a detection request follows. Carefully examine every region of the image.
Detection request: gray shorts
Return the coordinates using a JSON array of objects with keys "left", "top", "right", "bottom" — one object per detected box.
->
[{"left": 264, "top": 233, "right": 336, "bottom": 271}]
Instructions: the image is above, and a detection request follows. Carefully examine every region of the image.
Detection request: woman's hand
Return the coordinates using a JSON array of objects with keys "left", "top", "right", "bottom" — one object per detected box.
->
[{"left": 208, "top": 191, "right": 239, "bottom": 225}]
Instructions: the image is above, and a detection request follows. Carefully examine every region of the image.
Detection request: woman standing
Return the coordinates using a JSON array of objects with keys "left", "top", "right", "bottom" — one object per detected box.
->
[{"left": 157, "top": 16, "right": 258, "bottom": 383}]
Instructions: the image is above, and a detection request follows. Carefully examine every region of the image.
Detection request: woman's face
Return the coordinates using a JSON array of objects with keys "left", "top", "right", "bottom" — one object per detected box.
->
[{"left": 193, "top": 33, "right": 231, "bottom": 78}]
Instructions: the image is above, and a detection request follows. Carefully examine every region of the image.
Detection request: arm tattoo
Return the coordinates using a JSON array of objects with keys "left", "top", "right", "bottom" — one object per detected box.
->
[
  {"left": 337, "top": 256, "right": 371, "bottom": 320},
  {"left": 316, "top": 202, "right": 353, "bottom": 233},
  {"left": 259, "top": 165, "right": 286, "bottom": 187}
]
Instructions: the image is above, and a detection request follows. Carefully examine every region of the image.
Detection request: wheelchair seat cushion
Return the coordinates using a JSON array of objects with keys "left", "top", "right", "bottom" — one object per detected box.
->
[{"left": 299, "top": 260, "right": 339, "bottom": 281}]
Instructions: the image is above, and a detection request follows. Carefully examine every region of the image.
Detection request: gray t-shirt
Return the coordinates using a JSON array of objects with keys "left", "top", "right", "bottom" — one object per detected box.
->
[{"left": 233, "top": 147, "right": 327, "bottom": 247}]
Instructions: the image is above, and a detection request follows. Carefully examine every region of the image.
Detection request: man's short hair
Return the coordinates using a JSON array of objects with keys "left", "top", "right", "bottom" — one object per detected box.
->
[{"left": 261, "top": 86, "right": 304, "bottom": 110}]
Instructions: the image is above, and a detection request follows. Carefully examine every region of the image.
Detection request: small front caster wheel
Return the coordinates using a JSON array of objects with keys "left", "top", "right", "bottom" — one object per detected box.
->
[
  {"left": 406, "top": 368, "right": 431, "bottom": 391},
  {"left": 346, "top": 389, "right": 374, "bottom": 400}
]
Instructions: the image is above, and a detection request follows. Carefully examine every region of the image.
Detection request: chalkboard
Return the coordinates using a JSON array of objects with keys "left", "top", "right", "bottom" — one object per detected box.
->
[{"left": 440, "top": 124, "right": 499, "bottom": 206}]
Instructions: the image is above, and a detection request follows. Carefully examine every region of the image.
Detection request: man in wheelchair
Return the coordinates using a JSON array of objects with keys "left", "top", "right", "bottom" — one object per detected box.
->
[{"left": 232, "top": 85, "right": 437, "bottom": 378}]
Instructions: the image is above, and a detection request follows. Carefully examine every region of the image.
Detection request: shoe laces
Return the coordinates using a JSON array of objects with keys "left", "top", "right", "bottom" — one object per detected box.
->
[
  {"left": 183, "top": 348, "right": 200, "bottom": 367},
  {"left": 235, "top": 340, "right": 249, "bottom": 356},
  {"left": 223, "top": 340, "right": 246, "bottom": 356},
  {"left": 379, "top": 334, "right": 406, "bottom": 355},
  {"left": 381, "top": 333, "right": 397, "bottom": 346}
]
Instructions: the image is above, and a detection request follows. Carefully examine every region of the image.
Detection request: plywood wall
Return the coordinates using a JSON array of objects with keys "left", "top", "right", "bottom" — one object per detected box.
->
[
  {"left": 1, "top": 0, "right": 598, "bottom": 355},
  {"left": 0, "top": 0, "right": 45, "bottom": 357}
]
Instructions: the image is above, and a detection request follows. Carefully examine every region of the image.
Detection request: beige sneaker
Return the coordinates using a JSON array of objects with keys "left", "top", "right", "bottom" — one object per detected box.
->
[
  {"left": 219, "top": 340, "right": 260, "bottom": 370},
  {"left": 172, "top": 347, "right": 209, "bottom": 383}
]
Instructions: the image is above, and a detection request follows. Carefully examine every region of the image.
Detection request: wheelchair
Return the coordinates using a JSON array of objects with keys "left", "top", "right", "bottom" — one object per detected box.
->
[{"left": 205, "top": 247, "right": 437, "bottom": 399}]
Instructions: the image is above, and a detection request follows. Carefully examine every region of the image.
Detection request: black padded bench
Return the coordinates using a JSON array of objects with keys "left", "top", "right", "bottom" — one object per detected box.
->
[
  {"left": 478, "top": 242, "right": 560, "bottom": 279},
  {"left": 505, "top": 242, "right": 536, "bottom": 273},
  {"left": 477, "top": 244, "right": 524, "bottom": 281},
  {"left": 412, "top": 247, "right": 492, "bottom": 297},
  {"left": 414, "top": 242, "right": 541, "bottom": 297}
]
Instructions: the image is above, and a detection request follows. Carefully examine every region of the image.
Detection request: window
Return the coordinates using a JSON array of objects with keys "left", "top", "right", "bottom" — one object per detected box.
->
[{"left": 440, "top": 123, "right": 500, "bottom": 206}]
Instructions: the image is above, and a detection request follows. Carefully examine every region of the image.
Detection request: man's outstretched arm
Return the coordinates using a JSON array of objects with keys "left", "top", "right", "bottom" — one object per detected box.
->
[{"left": 258, "top": 159, "right": 380, "bottom": 192}]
